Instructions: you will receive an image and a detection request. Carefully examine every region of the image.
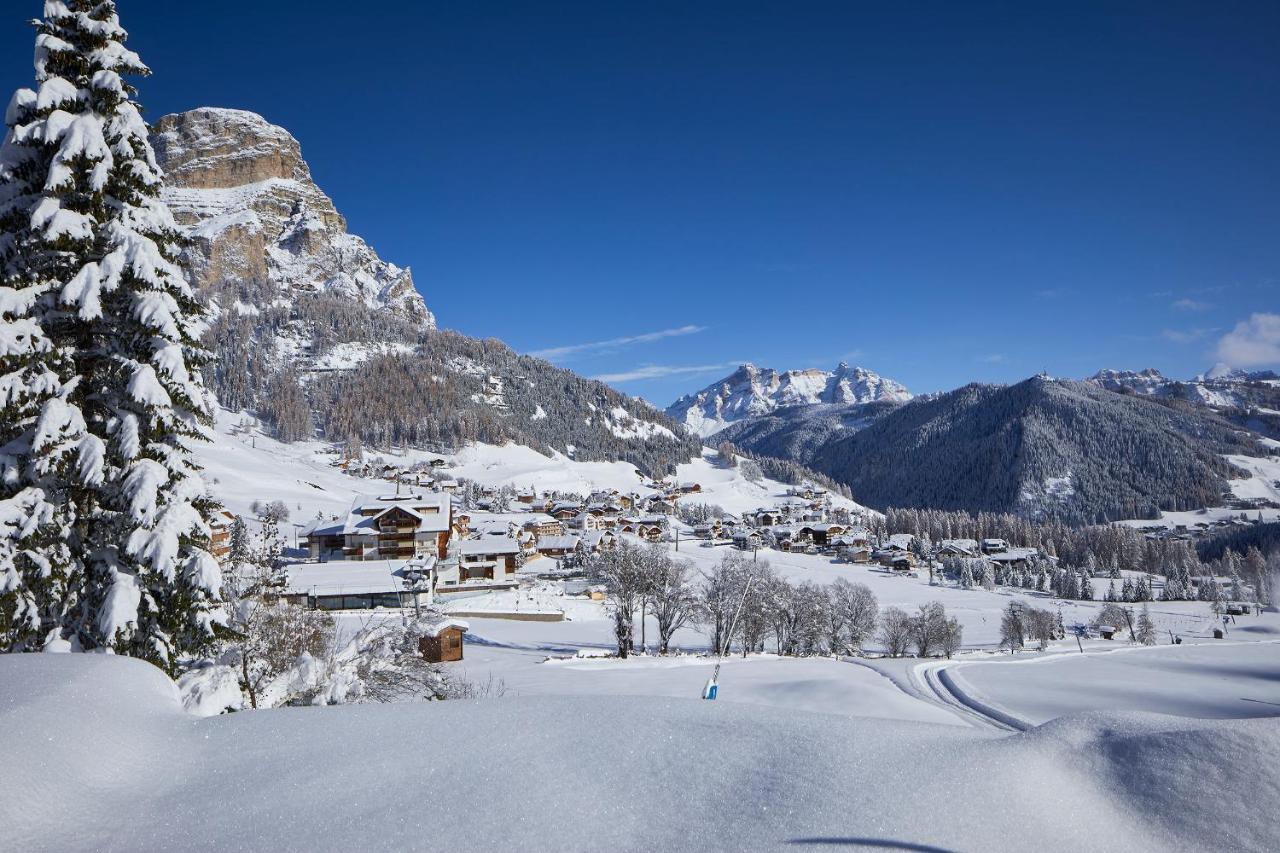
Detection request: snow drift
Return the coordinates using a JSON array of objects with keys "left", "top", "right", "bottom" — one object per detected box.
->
[{"left": 3, "top": 654, "right": 1277, "bottom": 852}]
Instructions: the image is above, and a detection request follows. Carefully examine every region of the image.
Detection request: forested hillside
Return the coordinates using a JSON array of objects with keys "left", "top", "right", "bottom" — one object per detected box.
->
[
  {"left": 812, "top": 377, "right": 1266, "bottom": 524},
  {"left": 214, "top": 305, "right": 701, "bottom": 475}
]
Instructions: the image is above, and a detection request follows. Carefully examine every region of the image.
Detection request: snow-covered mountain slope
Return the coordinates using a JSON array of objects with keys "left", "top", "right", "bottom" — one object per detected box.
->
[
  {"left": 194, "top": 407, "right": 865, "bottom": 521},
  {"left": 154, "top": 108, "right": 432, "bottom": 325},
  {"left": 667, "top": 362, "right": 911, "bottom": 438}
]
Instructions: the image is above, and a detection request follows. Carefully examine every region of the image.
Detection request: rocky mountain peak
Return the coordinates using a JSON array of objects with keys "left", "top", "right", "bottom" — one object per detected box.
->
[
  {"left": 666, "top": 363, "right": 911, "bottom": 438},
  {"left": 153, "top": 107, "right": 434, "bottom": 326}
]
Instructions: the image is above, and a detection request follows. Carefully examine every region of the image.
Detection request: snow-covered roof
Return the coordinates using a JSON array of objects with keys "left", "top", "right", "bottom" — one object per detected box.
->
[
  {"left": 342, "top": 491, "right": 452, "bottom": 535},
  {"left": 579, "top": 530, "right": 612, "bottom": 548},
  {"left": 988, "top": 547, "right": 1040, "bottom": 562},
  {"left": 537, "top": 535, "right": 581, "bottom": 551},
  {"left": 422, "top": 618, "right": 469, "bottom": 638},
  {"left": 460, "top": 537, "right": 521, "bottom": 556},
  {"left": 285, "top": 560, "right": 412, "bottom": 596}
]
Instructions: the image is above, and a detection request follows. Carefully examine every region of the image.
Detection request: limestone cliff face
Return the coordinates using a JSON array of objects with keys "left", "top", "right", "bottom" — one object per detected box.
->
[{"left": 152, "top": 107, "right": 434, "bottom": 326}]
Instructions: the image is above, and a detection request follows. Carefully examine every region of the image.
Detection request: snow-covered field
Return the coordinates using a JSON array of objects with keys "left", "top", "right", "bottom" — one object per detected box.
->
[
  {"left": 1225, "top": 453, "right": 1280, "bottom": 504},
  {"left": 950, "top": 638, "right": 1280, "bottom": 725},
  {"left": 5, "top": 653, "right": 1279, "bottom": 852}
]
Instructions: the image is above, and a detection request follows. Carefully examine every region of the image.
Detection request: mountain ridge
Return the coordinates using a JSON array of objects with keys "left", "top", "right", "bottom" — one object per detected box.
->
[
  {"left": 666, "top": 362, "right": 911, "bottom": 438},
  {"left": 811, "top": 376, "right": 1266, "bottom": 523}
]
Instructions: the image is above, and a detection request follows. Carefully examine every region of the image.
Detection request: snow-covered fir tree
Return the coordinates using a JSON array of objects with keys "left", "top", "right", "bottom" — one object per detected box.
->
[
  {"left": 0, "top": 2, "right": 220, "bottom": 670},
  {"left": 0, "top": 76, "right": 84, "bottom": 651}
]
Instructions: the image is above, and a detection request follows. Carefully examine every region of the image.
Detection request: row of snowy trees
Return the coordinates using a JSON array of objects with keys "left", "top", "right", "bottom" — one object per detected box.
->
[
  {"left": 996, "top": 600, "right": 1158, "bottom": 652},
  {"left": 888, "top": 506, "right": 1275, "bottom": 604},
  {"left": 0, "top": 2, "right": 222, "bottom": 672},
  {"left": 588, "top": 544, "right": 962, "bottom": 658}
]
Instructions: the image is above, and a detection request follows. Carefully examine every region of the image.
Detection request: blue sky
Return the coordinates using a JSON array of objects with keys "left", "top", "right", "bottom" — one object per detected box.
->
[{"left": 4, "top": 1, "right": 1277, "bottom": 402}]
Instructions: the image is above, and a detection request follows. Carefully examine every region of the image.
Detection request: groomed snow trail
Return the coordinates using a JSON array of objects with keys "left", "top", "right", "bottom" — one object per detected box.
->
[{"left": 911, "top": 660, "right": 1029, "bottom": 731}]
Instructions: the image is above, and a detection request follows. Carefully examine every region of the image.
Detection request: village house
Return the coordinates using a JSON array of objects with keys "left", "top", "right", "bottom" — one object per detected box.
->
[
  {"left": 884, "top": 533, "right": 916, "bottom": 553},
  {"left": 305, "top": 491, "right": 459, "bottom": 562},
  {"left": 692, "top": 519, "right": 723, "bottom": 539},
  {"left": 282, "top": 555, "right": 445, "bottom": 611},
  {"left": 981, "top": 538, "right": 1010, "bottom": 555},
  {"left": 937, "top": 539, "right": 980, "bottom": 558},
  {"left": 458, "top": 537, "right": 523, "bottom": 581},
  {"left": 646, "top": 497, "right": 678, "bottom": 516},
  {"left": 618, "top": 516, "right": 666, "bottom": 541},
  {"left": 209, "top": 508, "right": 236, "bottom": 560},
  {"left": 550, "top": 501, "right": 584, "bottom": 521},
  {"left": 578, "top": 529, "right": 616, "bottom": 554},
  {"left": 987, "top": 547, "right": 1041, "bottom": 571},
  {"left": 537, "top": 535, "right": 583, "bottom": 558},
  {"left": 878, "top": 551, "right": 916, "bottom": 571},
  {"left": 570, "top": 511, "right": 605, "bottom": 532},
  {"left": 807, "top": 522, "right": 845, "bottom": 546},
  {"left": 753, "top": 509, "right": 785, "bottom": 527},
  {"left": 833, "top": 537, "right": 873, "bottom": 563}
]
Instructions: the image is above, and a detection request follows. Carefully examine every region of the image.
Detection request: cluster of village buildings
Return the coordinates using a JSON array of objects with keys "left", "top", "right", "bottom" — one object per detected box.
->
[{"left": 247, "top": 452, "right": 1069, "bottom": 617}]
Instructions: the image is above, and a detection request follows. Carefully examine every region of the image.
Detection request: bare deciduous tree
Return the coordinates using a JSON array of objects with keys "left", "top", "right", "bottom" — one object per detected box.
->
[
  {"left": 646, "top": 553, "right": 701, "bottom": 654},
  {"left": 909, "top": 601, "right": 949, "bottom": 658},
  {"left": 827, "top": 578, "right": 878, "bottom": 655},
  {"left": 588, "top": 539, "right": 650, "bottom": 657},
  {"left": 877, "top": 606, "right": 912, "bottom": 657}
]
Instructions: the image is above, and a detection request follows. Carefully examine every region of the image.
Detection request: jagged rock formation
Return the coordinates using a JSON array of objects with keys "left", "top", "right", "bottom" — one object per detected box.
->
[
  {"left": 1086, "top": 367, "right": 1280, "bottom": 439},
  {"left": 154, "top": 108, "right": 433, "bottom": 325},
  {"left": 666, "top": 362, "right": 912, "bottom": 438}
]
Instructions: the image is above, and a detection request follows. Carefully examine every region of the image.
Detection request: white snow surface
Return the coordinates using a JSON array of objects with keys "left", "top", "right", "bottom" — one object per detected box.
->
[
  {"left": 5, "top": 652, "right": 1279, "bottom": 852},
  {"left": 951, "top": 639, "right": 1280, "bottom": 726}
]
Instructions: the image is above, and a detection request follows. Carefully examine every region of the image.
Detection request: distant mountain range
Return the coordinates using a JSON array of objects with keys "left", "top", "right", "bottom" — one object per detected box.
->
[
  {"left": 1085, "top": 367, "right": 1279, "bottom": 408},
  {"left": 663, "top": 363, "right": 1278, "bottom": 523},
  {"left": 665, "top": 363, "right": 912, "bottom": 438}
]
